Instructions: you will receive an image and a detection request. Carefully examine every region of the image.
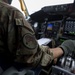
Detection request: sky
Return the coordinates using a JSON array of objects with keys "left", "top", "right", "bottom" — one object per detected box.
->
[{"left": 11, "top": 0, "right": 74, "bottom": 15}]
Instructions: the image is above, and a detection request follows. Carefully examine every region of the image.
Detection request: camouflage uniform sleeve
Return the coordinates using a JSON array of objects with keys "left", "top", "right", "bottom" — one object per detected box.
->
[
  {"left": 12, "top": 10, "right": 53, "bottom": 67},
  {"left": 0, "top": 6, "right": 9, "bottom": 55},
  {"left": 39, "top": 46, "right": 53, "bottom": 66},
  {"left": 0, "top": 25, "right": 5, "bottom": 54}
]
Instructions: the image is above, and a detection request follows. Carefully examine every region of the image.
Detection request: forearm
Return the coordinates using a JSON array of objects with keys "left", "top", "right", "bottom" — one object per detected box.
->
[
  {"left": 49, "top": 47, "right": 64, "bottom": 59},
  {"left": 50, "top": 40, "right": 75, "bottom": 59}
]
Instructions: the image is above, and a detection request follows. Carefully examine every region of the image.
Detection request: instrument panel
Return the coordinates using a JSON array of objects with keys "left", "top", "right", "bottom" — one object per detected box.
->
[
  {"left": 31, "top": 15, "right": 75, "bottom": 42},
  {"left": 40, "top": 20, "right": 62, "bottom": 38}
]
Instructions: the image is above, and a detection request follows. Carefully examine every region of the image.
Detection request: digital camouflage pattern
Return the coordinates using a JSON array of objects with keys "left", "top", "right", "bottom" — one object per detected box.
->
[{"left": 0, "top": 1, "right": 53, "bottom": 67}]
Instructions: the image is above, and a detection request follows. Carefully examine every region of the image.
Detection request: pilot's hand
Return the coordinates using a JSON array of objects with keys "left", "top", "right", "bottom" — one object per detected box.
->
[{"left": 60, "top": 40, "right": 75, "bottom": 56}]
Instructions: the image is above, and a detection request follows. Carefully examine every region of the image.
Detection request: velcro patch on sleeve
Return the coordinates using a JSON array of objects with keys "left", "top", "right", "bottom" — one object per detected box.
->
[{"left": 15, "top": 18, "right": 23, "bottom": 26}]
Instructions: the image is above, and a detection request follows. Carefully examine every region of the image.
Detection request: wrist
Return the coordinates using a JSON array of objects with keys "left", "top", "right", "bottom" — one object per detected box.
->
[
  {"left": 59, "top": 45, "right": 68, "bottom": 56},
  {"left": 50, "top": 47, "right": 64, "bottom": 59}
]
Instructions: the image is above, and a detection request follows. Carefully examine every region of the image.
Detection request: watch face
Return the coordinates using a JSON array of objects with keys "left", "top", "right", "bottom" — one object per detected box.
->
[{"left": 23, "top": 33, "right": 37, "bottom": 49}]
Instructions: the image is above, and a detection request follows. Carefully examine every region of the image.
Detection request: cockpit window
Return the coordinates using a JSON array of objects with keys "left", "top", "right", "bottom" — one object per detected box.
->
[
  {"left": 11, "top": 0, "right": 23, "bottom": 13},
  {"left": 11, "top": 0, "right": 74, "bottom": 16}
]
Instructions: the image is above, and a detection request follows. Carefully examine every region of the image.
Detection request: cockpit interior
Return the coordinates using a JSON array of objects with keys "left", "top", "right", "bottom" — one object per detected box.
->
[
  {"left": 25, "top": 0, "right": 75, "bottom": 75},
  {"left": 0, "top": 0, "right": 75, "bottom": 75}
]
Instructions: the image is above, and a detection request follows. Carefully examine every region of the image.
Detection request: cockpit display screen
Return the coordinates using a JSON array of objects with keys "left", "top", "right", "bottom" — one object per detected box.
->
[{"left": 47, "top": 23, "right": 53, "bottom": 30}]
